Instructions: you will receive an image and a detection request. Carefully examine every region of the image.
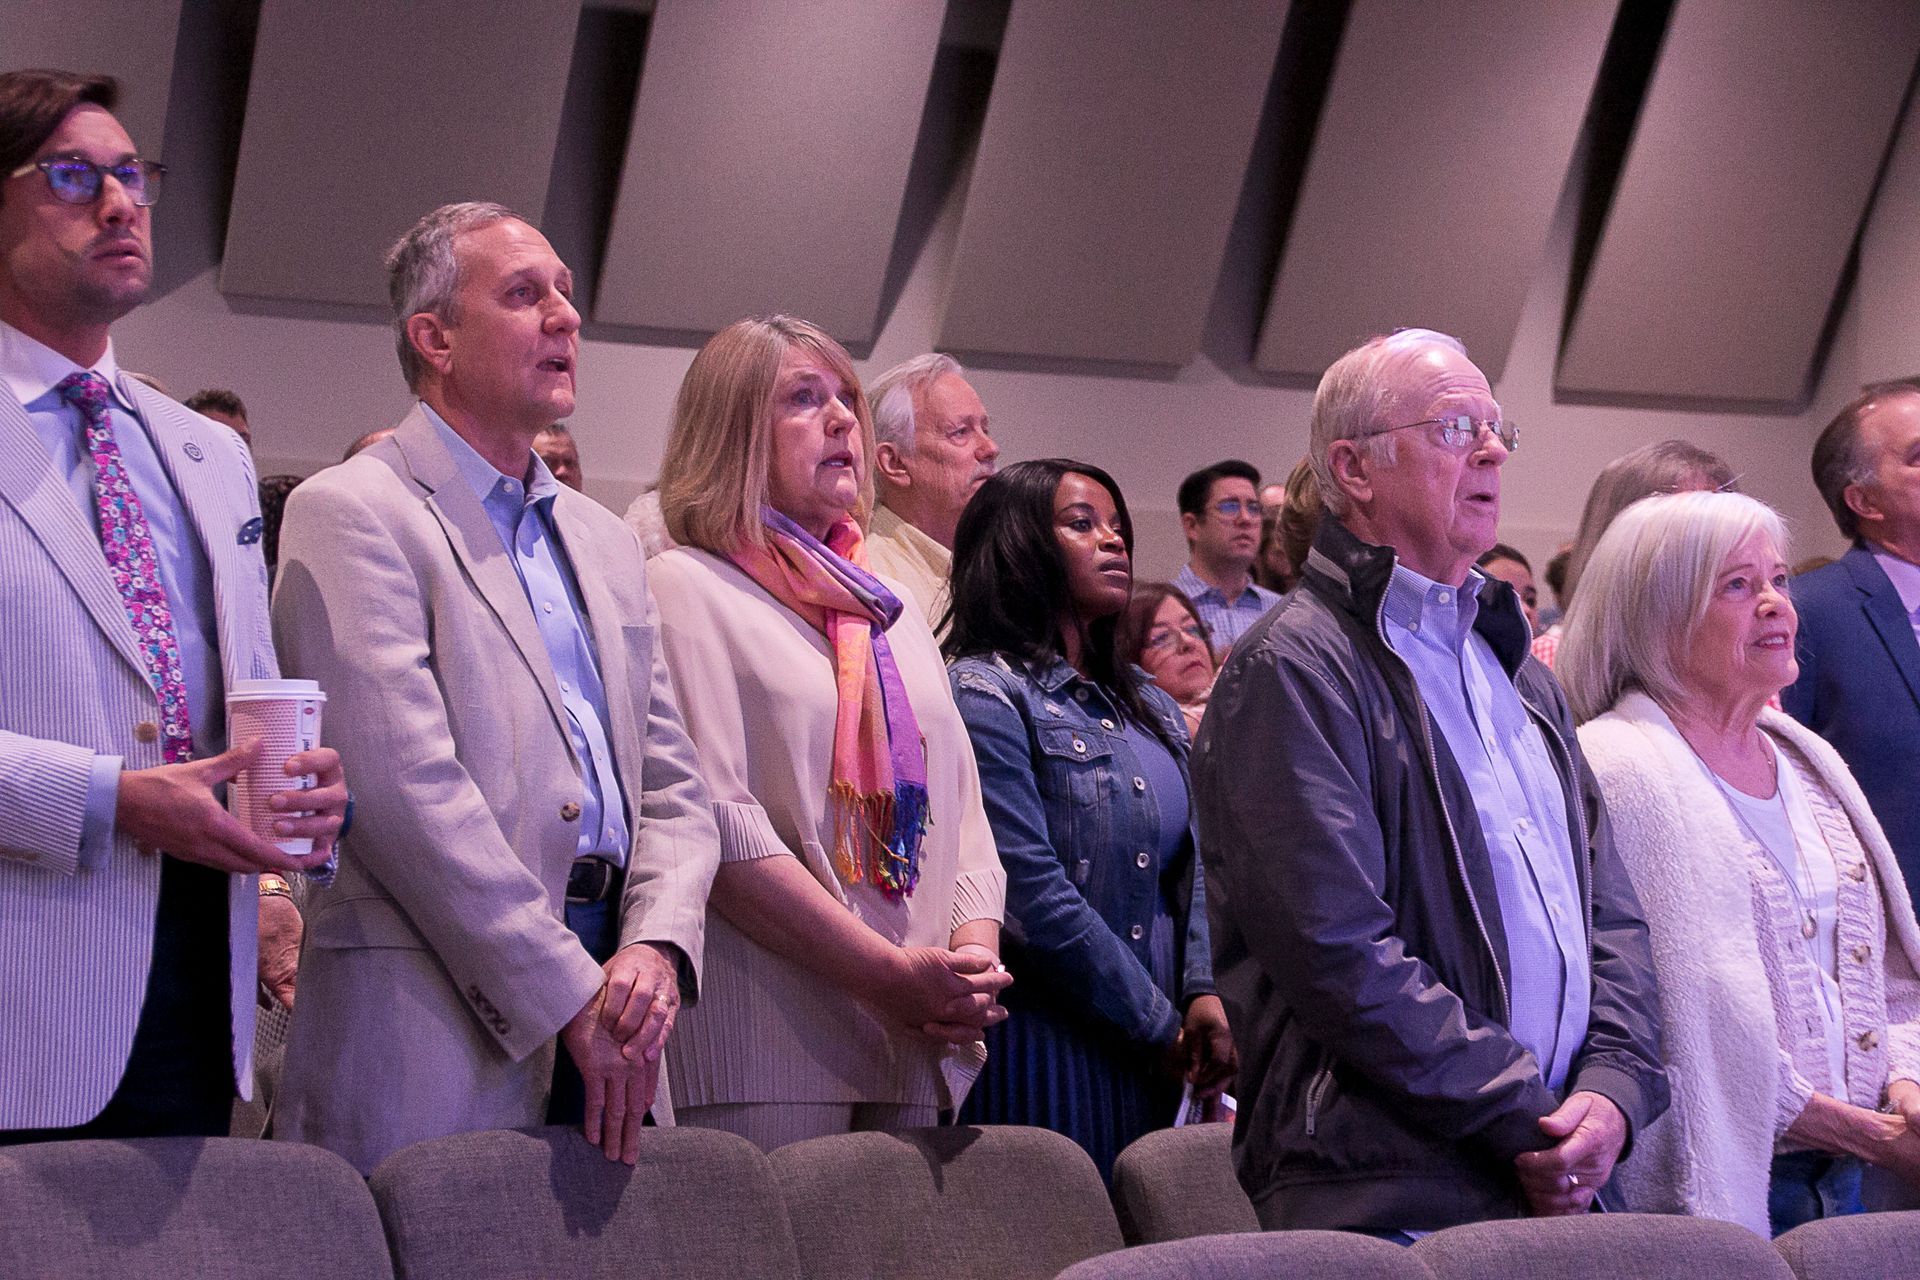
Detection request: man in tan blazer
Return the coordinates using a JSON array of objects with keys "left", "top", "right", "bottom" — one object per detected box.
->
[
  {"left": 272, "top": 202, "right": 719, "bottom": 1173},
  {"left": 0, "top": 70, "right": 345, "bottom": 1141}
]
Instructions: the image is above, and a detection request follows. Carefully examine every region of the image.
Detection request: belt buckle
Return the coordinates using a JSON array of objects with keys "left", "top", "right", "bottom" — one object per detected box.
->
[{"left": 566, "top": 858, "right": 613, "bottom": 904}]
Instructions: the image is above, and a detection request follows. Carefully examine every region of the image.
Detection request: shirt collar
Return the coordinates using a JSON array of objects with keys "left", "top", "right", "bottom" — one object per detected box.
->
[
  {"left": 1382, "top": 561, "right": 1482, "bottom": 643},
  {"left": 870, "top": 503, "right": 952, "bottom": 573},
  {"left": 420, "top": 401, "right": 559, "bottom": 515},
  {"left": 0, "top": 319, "right": 135, "bottom": 415},
  {"left": 1870, "top": 544, "right": 1920, "bottom": 617}
]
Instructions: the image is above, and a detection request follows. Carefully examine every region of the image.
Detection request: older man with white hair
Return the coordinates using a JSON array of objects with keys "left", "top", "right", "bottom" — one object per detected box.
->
[
  {"left": 863, "top": 353, "right": 998, "bottom": 631},
  {"left": 1192, "top": 328, "right": 1666, "bottom": 1238}
]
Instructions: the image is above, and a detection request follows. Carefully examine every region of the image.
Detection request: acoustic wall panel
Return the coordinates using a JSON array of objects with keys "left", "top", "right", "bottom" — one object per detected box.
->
[
  {"left": 1557, "top": 0, "right": 1920, "bottom": 407},
  {"left": 220, "top": 0, "right": 582, "bottom": 308},
  {"left": 593, "top": 0, "right": 946, "bottom": 341},
  {"left": 1252, "top": 0, "right": 1615, "bottom": 384},
  {"left": 937, "top": 0, "right": 1290, "bottom": 370}
]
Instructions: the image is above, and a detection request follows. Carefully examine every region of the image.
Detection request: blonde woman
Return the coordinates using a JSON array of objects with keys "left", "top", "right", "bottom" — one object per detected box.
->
[{"left": 646, "top": 316, "right": 1009, "bottom": 1150}]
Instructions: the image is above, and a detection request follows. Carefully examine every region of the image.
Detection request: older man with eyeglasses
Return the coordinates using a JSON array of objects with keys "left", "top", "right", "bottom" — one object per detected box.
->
[
  {"left": 1191, "top": 328, "right": 1666, "bottom": 1239},
  {"left": 0, "top": 69, "right": 347, "bottom": 1143}
]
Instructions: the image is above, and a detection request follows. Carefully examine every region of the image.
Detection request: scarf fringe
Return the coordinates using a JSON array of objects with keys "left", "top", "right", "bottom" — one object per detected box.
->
[{"left": 831, "top": 779, "right": 929, "bottom": 900}]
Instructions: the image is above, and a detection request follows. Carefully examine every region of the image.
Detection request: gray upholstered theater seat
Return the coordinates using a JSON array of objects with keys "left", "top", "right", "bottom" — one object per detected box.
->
[
  {"left": 769, "top": 1125, "right": 1124, "bottom": 1280},
  {"left": 1053, "top": 1231, "right": 1437, "bottom": 1278},
  {"left": 0, "top": 1136, "right": 391, "bottom": 1279},
  {"left": 1773, "top": 1210, "right": 1920, "bottom": 1279},
  {"left": 368, "top": 1125, "right": 799, "bottom": 1280},
  {"left": 1412, "top": 1212, "right": 1795, "bottom": 1280},
  {"left": 1109, "top": 1123, "right": 1259, "bottom": 1244}
]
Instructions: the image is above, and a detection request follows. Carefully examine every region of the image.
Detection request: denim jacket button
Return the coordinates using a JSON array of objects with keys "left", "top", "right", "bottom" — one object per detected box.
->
[
  {"left": 1074, "top": 689, "right": 1089, "bottom": 701},
  {"left": 1132, "top": 776, "right": 1147, "bottom": 792},
  {"left": 1129, "top": 924, "right": 1145, "bottom": 941},
  {"left": 1136, "top": 851, "right": 1151, "bottom": 869},
  {"left": 1072, "top": 738, "right": 1087, "bottom": 754},
  {"left": 1045, "top": 703, "right": 1062, "bottom": 716},
  {"left": 1101, "top": 718, "right": 1115, "bottom": 730}
]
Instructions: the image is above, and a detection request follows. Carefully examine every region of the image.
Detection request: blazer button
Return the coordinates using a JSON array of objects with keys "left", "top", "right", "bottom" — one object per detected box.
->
[
  {"left": 1852, "top": 944, "right": 1872, "bottom": 964},
  {"left": 134, "top": 722, "right": 160, "bottom": 743},
  {"left": 560, "top": 802, "right": 582, "bottom": 822},
  {"left": 1859, "top": 1030, "right": 1881, "bottom": 1051},
  {"left": 1850, "top": 863, "right": 1868, "bottom": 882}
]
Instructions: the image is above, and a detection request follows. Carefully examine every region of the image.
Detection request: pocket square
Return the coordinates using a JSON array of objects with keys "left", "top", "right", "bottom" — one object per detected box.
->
[{"left": 238, "top": 516, "right": 264, "bottom": 545}]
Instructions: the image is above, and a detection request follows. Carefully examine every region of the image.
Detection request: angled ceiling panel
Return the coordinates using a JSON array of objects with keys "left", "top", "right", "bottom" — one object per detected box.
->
[
  {"left": 937, "top": 0, "right": 1290, "bottom": 370},
  {"left": 594, "top": 0, "right": 946, "bottom": 341},
  {"left": 220, "top": 0, "right": 582, "bottom": 308},
  {"left": 1557, "top": 0, "right": 1920, "bottom": 407},
  {"left": 1253, "top": 0, "right": 1615, "bottom": 384}
]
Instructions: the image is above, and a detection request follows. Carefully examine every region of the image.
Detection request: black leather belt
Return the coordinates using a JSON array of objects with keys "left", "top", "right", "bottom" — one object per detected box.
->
[{"left": 566, "top": 857, "right": 621, "bottom": 904}]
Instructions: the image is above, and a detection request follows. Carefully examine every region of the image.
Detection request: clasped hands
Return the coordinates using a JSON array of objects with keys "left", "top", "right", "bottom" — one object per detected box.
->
[
  {"left": 871, "top": 942, "right": 1013, "bottom": 1044},
  {"left": 561, "top": 941, "right": 683, "bottom": 1165},
  {"left": 1513, "top": 1091, "right": 1628, "bottom": 1216}
]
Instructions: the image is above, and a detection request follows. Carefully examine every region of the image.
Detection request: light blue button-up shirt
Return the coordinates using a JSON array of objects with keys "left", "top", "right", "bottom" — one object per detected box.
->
[
  {"left": 1381, "top": 562, "right": 1590, "bottom": 1090},
  {"left": 1173, "top": 563, "right": 1282, "bottom": 656},
  {"left": 423, "top": 405, "right": 630, "bottom": 867},
  {"left": 1, "top": 322, "right": 225, "bottom": 868}
]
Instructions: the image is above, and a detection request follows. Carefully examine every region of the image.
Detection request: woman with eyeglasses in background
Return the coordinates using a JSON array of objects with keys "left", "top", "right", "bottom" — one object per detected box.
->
[
  {"left": 1116, "top": 583, "right": 1217, "bottom": 741},
  {"left": 945, "top": 459, "right": 1235, "bottom": 1182}
]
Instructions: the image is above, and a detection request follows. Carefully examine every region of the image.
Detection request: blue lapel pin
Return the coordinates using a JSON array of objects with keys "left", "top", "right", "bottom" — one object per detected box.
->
[{"left": 238, "top": 516, "right": 263, "bottom": 545}]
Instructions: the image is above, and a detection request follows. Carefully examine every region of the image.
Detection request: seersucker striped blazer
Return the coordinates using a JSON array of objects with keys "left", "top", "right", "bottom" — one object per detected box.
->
[{"left": 0, "top": 374, "right": 275, "bottom": 1129}]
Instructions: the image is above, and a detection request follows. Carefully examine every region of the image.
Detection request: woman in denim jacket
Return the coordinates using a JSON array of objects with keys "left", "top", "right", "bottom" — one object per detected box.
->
[{"left": 944, "top": 459, "right": 1235, "bottom": 1180}]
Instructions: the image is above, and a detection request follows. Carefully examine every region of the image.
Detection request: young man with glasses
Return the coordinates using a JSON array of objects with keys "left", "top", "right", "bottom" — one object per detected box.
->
[
  {"left": 0, "top": 69, "right": 348, "bottom": 1142},
  {"left": 1192, "top": 328, "right": 1665, "bottom": 1239},
  {"left": 1174, "top": 459, "right": 1280, "bottom": 658}
]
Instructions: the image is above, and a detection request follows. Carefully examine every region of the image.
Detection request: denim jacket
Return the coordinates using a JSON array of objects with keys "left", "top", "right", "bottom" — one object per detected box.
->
[{"left": 949, "top": 652, "right": 1215, "bottom": 1049}]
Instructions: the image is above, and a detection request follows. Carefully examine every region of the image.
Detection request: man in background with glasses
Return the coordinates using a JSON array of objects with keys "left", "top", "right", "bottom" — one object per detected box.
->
[
  {"left": 1192, "top": 328, "right": 1665, "bottom": 1238},
  {"left": 0, "top": 70, "right": 347, "bottom": 1143},
  {"left": 1174, "top": 458, "right": 1281, "bottom": 659}
]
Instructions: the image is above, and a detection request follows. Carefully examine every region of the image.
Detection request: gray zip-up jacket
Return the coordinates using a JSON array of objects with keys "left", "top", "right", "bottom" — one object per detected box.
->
[{"left": 1192, "top": 518, "right": 1667, "bottom": 1232}]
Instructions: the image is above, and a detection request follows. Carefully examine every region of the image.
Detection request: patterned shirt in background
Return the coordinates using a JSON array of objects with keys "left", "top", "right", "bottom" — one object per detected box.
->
[{"left": 1173, "top": 564, "right": 1282, "bottom": 659}]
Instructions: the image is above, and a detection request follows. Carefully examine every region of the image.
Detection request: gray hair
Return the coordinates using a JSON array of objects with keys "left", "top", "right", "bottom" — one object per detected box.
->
[
  {"left": 385, "top": 201, "right": 524, "bottom": 393},
  {"left": 1308, "top": 328, "right": 1468, "bottom": 517},
  {"left": 866, "top": 352, "right": 965, "bottom": 453},
  {"left": 1557, "top": 490, "right": 1790, "bottom": 723}
]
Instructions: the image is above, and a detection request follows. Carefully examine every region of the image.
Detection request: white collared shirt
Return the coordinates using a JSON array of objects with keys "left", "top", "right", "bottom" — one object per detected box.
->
[{"left": 1871, "top": 545, "right": 1920, "bottom": 653}]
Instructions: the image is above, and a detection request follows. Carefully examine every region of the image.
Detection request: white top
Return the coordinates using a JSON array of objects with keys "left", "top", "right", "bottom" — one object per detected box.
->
[{"left": 1720, "top": 746, "right": 1848, "bottom": 1093}]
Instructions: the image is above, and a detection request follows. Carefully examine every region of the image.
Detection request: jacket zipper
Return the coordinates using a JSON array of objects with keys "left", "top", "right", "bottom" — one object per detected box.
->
[
  {"left": 1373, "top": 590, "right": 1512, "bottom": 1023},
  {"left": 1305, "top": 1061, "right": 1334, "bottom": 1136}
]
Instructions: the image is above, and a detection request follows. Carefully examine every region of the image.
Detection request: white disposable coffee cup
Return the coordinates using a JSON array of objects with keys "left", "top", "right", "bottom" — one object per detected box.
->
[{"left": 226, "top": 678, "right": 327, "bottom": 854}]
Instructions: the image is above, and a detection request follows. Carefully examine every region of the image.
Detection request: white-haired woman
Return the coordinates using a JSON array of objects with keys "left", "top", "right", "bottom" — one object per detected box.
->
[
  {"left": 1561, "top": 490, "right": 1920, "bottom": 1237},
  {"left": 646, "top": 316, "right": 1009, "bottom": 1150}
]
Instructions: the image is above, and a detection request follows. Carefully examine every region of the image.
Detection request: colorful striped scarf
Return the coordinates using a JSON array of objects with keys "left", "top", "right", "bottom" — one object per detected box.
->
[{"left": 730, "top": 510, "right": 928, "bottom": 898}]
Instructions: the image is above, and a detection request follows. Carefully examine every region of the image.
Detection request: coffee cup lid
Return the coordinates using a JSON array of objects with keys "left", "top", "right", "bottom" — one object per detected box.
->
[{"left": 227, "top": 678, "right": 326, "bottom": 701}]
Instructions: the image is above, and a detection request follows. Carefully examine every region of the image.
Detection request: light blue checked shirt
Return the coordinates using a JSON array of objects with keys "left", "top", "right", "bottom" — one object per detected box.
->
[
  {"left": 1173, "top": 564, "right": 1282, "bottom": 658},
  {"left": 1381, "top": 562, "right": 1590, "bottom": 1090}
]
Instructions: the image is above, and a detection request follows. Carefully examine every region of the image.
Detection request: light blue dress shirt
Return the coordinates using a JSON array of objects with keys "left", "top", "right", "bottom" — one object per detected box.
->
[
  {"left": 422, "top": 405, "right": 630, "bottom": 867},
  {"left": 1381, "top": 562, "right": 1590, "bottom": 1090},
  {"left": 1, "top": 322, "right": 225, "bottom": 869}
]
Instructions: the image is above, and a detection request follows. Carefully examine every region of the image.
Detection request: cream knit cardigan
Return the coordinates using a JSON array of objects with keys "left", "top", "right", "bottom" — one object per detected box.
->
[{"left": 1579, "top": 691, "right": 1920, "bottom": 1237}]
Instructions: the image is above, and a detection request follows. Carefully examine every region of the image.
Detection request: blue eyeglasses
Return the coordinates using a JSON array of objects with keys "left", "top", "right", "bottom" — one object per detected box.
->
[{"left": 7, "top": 155, "right": 166, "bottom": 208}]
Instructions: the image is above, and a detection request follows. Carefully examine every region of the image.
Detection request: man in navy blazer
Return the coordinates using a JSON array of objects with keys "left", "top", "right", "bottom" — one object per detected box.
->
[
  {"left": 1784, "top": 380, "right": 1920, "bottom": 895},
  {"left": 0, "top": 69, "right": 347, "bottom": 1141}
]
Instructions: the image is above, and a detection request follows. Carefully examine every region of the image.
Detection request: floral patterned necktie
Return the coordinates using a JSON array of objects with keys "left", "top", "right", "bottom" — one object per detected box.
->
[{"left": 57, "top": 371, "right": 194, "bottom": 764}]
